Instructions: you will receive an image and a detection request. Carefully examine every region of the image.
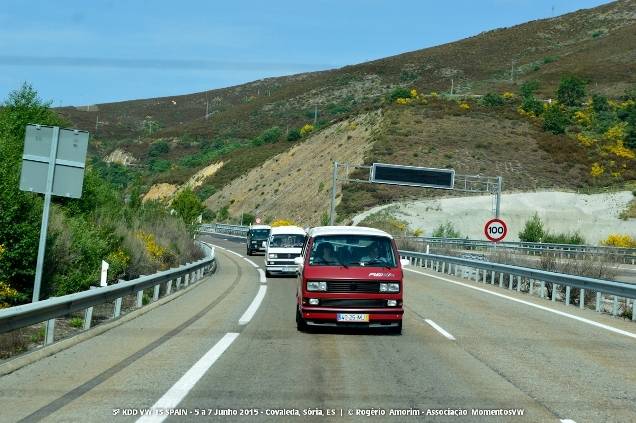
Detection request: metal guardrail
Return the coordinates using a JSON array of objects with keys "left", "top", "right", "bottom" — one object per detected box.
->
[
  {"left": 0, "top": 241, "right": 217, "bottom": 343},
  {"left": 403, "top": 237, "right": 636, "bottom": 264},
  {"left": 199, "top": 223, "right": 249, "bottom": 237},
  {"left": 399, "top": 250, "right": 636, "bottom": 321}
]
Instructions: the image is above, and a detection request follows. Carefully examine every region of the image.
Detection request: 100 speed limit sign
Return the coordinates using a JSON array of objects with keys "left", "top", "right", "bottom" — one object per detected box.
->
[{"left": 484, "top": 218, "right": 507, "bottom": 242}]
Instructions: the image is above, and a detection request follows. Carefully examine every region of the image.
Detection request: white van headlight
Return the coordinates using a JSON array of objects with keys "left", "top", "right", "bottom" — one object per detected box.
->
[
  {"left": 380, "top": 283, "right": 400, "bottom": 293},
  {"left": 307, "top": 281, "right": 327, "bottom": 291},
  {"left": 268, "top": 253, "right": 277, "bottom": 259}
]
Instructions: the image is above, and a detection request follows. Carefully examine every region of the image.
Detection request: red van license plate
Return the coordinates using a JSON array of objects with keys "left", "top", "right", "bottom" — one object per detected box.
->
[{"left": 337, "top": 313, "right": 369, "bottom": 322}]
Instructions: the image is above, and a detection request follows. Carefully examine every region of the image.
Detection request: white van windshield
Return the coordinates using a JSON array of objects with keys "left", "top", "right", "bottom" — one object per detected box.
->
[
  {"left": 309, "top": 235, "right": 396, "bottom": 267},
  {"left": 270, "top": 234, "right": 305, "bottom": 248}
]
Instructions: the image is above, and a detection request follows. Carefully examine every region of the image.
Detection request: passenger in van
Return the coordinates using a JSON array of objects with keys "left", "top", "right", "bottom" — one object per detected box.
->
[
  {"left": 360, "top": 242, "right": 382, "bottom": 264},
  {"left": 315, "top": 242, "right": 336, "bottom": 264}
]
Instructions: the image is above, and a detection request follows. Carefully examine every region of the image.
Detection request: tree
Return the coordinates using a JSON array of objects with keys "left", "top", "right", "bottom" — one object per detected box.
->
[
  {"left": 432, "top": 222, "right": 461, "bottom": 238},
  {"left": 287, "top": 128, "right": 301, "bottom": 142},
  {"left": 518, "top": 213, "right": 544, "bottom": 242},
  {"left": 556, "top": 75, "right": 586, "bottom": 107},
  {"left": 0, "top": 83, "right": 66, "bottom": 295},
  {"left": 171, "top": 188, "right": 204, "bottom": 227},
  {"left": 481, "top": 93, "right": 505, "bottom": 107},
  {"left": 542, "top": 103, "right": 569, "bottom": 134},
  {"left": 519, "top": 80, "right": 540, "bottom": 98}
]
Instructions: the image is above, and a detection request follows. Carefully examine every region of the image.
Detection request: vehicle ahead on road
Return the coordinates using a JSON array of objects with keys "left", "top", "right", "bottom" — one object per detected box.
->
[
  {"left": 295, "top": 226, "right": 408, "bottom": 334},
  {"left": 265, "top": 226, "right": 307, "bottom": 277},
  {"left": 246, "top": 225, "right": 271, "bottom": 255}
]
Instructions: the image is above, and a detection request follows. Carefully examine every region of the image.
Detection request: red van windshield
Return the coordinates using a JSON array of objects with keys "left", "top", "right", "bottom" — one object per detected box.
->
[{"left": 308, "top": 235, "right": 396, "bottom": 267}]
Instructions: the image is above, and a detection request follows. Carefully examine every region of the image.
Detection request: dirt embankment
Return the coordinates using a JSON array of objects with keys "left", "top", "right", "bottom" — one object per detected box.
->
[{"left": 205, "top": 111, "right": 383, "bottom": 225}]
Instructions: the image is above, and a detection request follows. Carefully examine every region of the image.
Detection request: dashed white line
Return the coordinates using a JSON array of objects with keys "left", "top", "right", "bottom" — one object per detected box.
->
[
  {"left": 243, "top": 258, "right": 259, "bottom": 268},
  {"left": 406, "top": 268, "right": 636, "bottom": 341},
  {"left": 136, "top": 332, "right": 239, "bottom": 423},
  {"left": 238, "top": 285, "right": 267, "bottom": 325},
  {"left": 424, "top": 319, "right": 456, "bottom": 340},
  {"left": 560, "top": 419, "right": 577, "bottom": 423},
  {"left": 257, "top": 268, "right": 267, "bottom": 284}
]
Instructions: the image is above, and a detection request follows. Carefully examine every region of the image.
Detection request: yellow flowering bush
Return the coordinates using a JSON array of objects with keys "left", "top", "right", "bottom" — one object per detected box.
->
[
  {"left": 347, "top": 122, "right": 358, "bottom": 131},
  {"left": 410, "top": 89, "right": 418, "bottom": 98},
  {"left": 0, "top": 282, "right": 21, "bottom": 309},
  {"left": 135, "top": 231, "right": 167, "bottom": 262},
  {"left": 590, "top": 163, "right": 604, "bottom": 177},
  {"left": 396, "top": 97, "right": 412, "bottom": 105},
  {"left": 601, "top": 234, "right": 636, "bottom": 248},
  {"left": 429, "top": 91, "right": 439, "bottom": 98},
  {"left": 300, "top": 124, "right": 314, "bottom": 136},
  {"left": 502, "top": 92, "right": 515, "bottom": 100},
  {"left": 576, "top": 133, "right": 596, "bottom": 147},
  {"left": 604, "top": 123, "right": 627, "bottom": 143},
  {"left": 607, "top": 141, "right": 635, "bottom": 159},
  {"left": 574, "top": 109, "right": 592, "bottom": 127},
  {"left": 271, "top": 219, "right": 295, "bottom": 227},
  {"left": 458, "top": 102, "right": 470, "bottom": 110}
]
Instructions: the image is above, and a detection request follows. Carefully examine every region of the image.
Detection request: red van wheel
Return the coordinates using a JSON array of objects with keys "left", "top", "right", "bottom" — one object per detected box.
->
[{"left": 296, "top": 307, "right": 307, "bottom": 332}]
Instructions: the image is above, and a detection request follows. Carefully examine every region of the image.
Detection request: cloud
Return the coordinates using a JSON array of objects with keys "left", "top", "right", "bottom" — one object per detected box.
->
[{"left": 0, "top": 55, "right": 333, "bottom": 72}]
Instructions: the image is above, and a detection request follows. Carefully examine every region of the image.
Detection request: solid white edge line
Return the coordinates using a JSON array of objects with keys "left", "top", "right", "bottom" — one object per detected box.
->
[
  {"left": 225, "top": 250, "right": 244, "bottom": 258},
  {"left": 238, "top": 285, "right": 267, "bottom": 325},
  {"left": 405, "top": 268, "right": 636, "bottom": 340},
  {"left": 257, "top": 268, "right": 267, "bottom": 284},
  {"left": 243, "top": 258, "right": 259, "bottom": 268},
  {"left": 136, "top": 332, "right": 240, "bottom": 423},
  {"left": 424, "top": 319, "right": 456, "bottom": 340},
  {"left": 560, "top": 419, "right": 577, "bottom": 423}
]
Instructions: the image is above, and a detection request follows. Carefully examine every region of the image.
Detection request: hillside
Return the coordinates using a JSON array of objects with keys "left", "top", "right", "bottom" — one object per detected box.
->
[{"left": 53, "top": 0, "right": 636, "bottom": 221}]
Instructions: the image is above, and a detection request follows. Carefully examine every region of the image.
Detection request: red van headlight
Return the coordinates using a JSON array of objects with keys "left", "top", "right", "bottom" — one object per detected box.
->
[
  {"left": 307, "top": 281, "right": 327, "bottom": 291},
  {"left": 380, "top": 283, "right": 400, "bottom": 293}
]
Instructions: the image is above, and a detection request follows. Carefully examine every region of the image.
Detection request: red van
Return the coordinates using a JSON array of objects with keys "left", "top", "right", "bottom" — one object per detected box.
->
[{"left": 294, "top": 226, "right": 407, "bottom": 334}]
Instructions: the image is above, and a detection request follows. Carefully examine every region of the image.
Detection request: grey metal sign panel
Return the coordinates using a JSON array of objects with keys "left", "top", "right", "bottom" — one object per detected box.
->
[
  {"left": 20, "top": 124, "right": 89, "bottom": 199},
  {"left": 57, "top": 128, "right": 89, "bottom": 164},
  {"left": 371, "top": 162, "right": 455, "bottom": 189},
  {"left": 23, "top": 125, "right": 54, "bottom": 158}
]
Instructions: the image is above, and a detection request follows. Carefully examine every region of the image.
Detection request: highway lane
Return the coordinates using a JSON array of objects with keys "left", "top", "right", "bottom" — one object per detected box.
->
[
  {"left": 1, "top": 233, "right": 635, "bottom": 422},
  {"left": 0, "top": 245, "right": 259, "bottom": 422}
]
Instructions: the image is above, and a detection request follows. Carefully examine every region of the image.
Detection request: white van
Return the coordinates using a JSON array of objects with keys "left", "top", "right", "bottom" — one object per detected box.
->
[{"left": 265, "top": 226, "right": 307, "bottom": 277}]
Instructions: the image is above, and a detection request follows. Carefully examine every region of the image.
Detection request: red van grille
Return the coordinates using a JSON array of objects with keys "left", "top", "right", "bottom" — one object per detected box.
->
[
  {"left": 326, "top": 281, "right": 381, "bottom": 293},
  {"left": 319, "top": 299, "right": 388, "bottom": 308}
]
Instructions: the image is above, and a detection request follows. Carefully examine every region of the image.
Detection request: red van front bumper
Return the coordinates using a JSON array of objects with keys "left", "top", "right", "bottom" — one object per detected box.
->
[{"left": 300, "top": 306, "right": 403, "bottom": 327}]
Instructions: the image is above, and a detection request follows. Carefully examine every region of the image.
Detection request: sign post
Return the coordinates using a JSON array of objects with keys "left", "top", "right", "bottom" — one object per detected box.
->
[{"left": 20, "top": 124, "right": 89, "bottom": 302}]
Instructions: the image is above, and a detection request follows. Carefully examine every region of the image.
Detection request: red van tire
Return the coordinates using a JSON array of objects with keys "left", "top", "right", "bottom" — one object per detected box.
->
[
  {"left": 391, "top": 321, "right": 403, "bottom": 335},
  {"left": 296, "top": 307, "right": 307, "bottom": 332}
]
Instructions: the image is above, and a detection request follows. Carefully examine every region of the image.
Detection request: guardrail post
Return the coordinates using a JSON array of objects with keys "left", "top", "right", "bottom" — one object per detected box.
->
[
  {"left": 44, "top": 319, "right": 55, "bottom": 345},
  {"left": 612, "top": 296, "right": 618, "bottom": 316},
  {"left": 153, "top": 283, "right": 160, "bottom": 302},
  {"left": 552, "top": 284, "right": 557, "bottom": 302},
  {"left": 435, "top": 261, "right": 439, "bottom": 272},
  {"left": 185, "top": 273, "right": 190, "bottom": 287},
  {"left": 474, "top": 269, "right": 479, "bottom": 283},
  {"left": 482, "top": 270, "right": 487, "bottom": 284},
  {"left": 136, "top": 290, "right": 143, "bottom": 308},
  {"left": 114, "top": 297, "right": 122, "bottom": 318},
  {"left": 529, "top": 280, "right": 533, "bottom": 295},
  {"left": 176, "top": 276, "right": 182, "bottom": 289},
  {"left": 632, "top": 300, "right": 635, "bottom": 321},
  {"left": 595, "top": 292, "right": 602, "bottom": 312},
  {"left": 579, "top": 289, "right": 585, "bottom": 309},
  {"left": 499, "top": 273, "right": 503, "bottom": 288},
  {"left": 167, "top": 280, "right": 173, "bottom": 295},
  {"left": 565, "top": 286, "right": 571, "bottom": 306},
  {"left": 540, "top": 281, "right": 545, "bottom": 299},
  {"left": 83, "top": 307, "right": 93, "bottom": 330},
  {"left": 517, "top": 276, "right": 521, "bottom": 292},
  {"left": 441, "top": 262, "right": 445, "bottom": 273},
  {"left": 509, "top": 274, "right": 513, "bottom": 290}
]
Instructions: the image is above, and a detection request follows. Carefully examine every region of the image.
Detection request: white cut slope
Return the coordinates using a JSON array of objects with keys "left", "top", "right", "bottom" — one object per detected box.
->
[{"left": 352, "top": 191, "right": 636, "bottom": 244}]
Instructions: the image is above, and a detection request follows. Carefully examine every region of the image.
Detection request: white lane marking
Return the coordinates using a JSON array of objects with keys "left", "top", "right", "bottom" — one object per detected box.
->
[
  {"left": 257, "top": 268, "right": 266, "bottom": 284},
  {"left": 560, "top": 420, "right": 577, "bottom": 423},
  {"left": 225, "top": 250, "right": 244, "bottom": 258},
  {"left": 406, "top": 269, "right": 636, "bottom": 341},
  {"left": 238, "top": 285, "right": 267, "bottom": 325},
  {"left": 136, "top": 333, "right": 239, "bottom": 423},
  {"left": 243, "top": 258, "right": 259, "bottom": 268},
  {"left": 424, "top": 319, "right": 456, "bottom": 340}
]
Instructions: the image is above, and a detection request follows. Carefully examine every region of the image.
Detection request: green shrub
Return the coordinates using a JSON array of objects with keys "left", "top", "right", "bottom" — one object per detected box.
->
[
  {"left": 519, "top": 81, "right": 540, "bottom": 98},
  {"left": 432, "top": 222, "right": 462, "bottom": 238},
  {"left": 556, "top": 75, "right": 586, "bottom": 107},
  {"left": 481, "top": 93, "right": 505, "bottom": 107},
  {"left": 542, "top": 104, "right": 569, "bottom": 134},
  {"left": 518, "top": 213, "right": 544, "bottom": 242},
  {"left": 69, "top": 317, "right": 83, "bottom": 328},
  {"left": 149, "top": 159, "right": 171, "bottom": 173},
  {"left": 388, "top": 88, "right": 411, "bottom": 102},
  {"left": 255, "top": 126, "right": 282, "bottom": 144},
  {"left": 287, "top": 128, "right": 301, "bottom": 141},
  {"left": 148, "top": 140, "right": 169, "bottom": 157},
  {"left": 522, "top": 96, "right": 544, "bottom": 116},
  {"left": 172, "top": 188, "right": 204, "bottom": 228}
]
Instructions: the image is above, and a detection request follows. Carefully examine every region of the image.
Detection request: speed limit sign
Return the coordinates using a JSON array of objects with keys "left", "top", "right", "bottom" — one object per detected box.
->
[{"left": 484, "top": 218, "right": 507, "bottom": 242}]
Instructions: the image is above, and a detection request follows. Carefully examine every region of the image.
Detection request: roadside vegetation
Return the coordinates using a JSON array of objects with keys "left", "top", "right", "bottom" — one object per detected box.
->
[{"left": 0, "top": 84, "right": 203, "bottom": 306}]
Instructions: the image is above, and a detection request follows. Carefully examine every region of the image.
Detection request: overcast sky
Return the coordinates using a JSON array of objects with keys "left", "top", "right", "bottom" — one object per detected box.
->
[{"left": 0, "top": 0, "right": 611, "bottom": 106}]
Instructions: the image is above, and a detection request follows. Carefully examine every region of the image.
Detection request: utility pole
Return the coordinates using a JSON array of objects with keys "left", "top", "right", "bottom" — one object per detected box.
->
[
  {"left": 329, "top": 161, "right": 338, "bottom": 225},
  {"left": 450, "top": 78, "right": 454, "bottom": 96},
  {"left": 313, "top": 104, "right": 318, "bottom": 126},
  {"left": 511, "top": 59, "right": 515, "bottom": 83},
  {"left": 95, "top": 115, "right": 100, "bottom": 137},
  {"left": 205, "top": 92, "right": 209, "bottom": 120}
]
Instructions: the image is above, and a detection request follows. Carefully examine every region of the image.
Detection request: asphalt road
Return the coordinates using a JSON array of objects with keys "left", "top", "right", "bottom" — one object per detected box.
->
[{"left": 1, "top": 233, "right": 635, "bottom": 422}]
